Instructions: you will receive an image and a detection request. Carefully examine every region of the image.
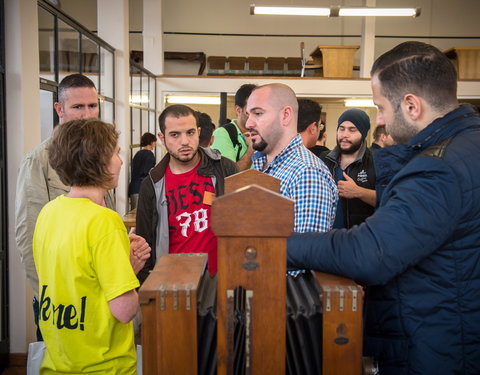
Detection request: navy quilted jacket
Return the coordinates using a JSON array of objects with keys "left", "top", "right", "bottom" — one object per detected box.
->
[{"left": 287, "top": 104, "right": 480, "bottom": 375}]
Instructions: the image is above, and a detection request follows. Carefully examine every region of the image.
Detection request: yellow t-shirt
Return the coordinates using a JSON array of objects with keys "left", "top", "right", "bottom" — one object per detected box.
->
[{"left": 33, "top": 195, "right": 139, "bottom": 374}]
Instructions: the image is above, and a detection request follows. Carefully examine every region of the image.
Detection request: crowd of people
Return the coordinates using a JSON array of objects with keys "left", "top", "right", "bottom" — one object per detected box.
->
[{"left": 15, "top": 41, "right": 480, "bottom": 374}]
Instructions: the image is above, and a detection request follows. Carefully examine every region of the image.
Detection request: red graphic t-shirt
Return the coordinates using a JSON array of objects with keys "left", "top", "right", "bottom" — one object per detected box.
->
[{"left": 165, "top": 162, "right": 218, "bottom": 274}]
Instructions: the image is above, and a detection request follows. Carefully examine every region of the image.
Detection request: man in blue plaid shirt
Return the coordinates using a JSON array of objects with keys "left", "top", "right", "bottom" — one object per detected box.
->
[{"left": 246, "top": 83, "right": 338, "bottom": 233}]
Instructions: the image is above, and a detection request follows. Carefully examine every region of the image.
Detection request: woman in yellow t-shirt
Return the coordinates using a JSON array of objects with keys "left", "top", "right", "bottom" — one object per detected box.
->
[{"left": 33, "top": 119, "right": 150, "bottom": 374}]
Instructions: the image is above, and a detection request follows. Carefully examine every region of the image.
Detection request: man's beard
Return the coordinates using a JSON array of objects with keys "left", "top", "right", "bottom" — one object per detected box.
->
[
  {"left": 168, "top": 146, "right": 199, "bottom": 163},
  {"left": 387, "top": 110, "right": 419, "bottom": 145},
  {"left": 250, "top": 130, "right": 268, "bottom": 152},
  {"left": 337, "top": 137, "right": 363, "bottom": 155}
]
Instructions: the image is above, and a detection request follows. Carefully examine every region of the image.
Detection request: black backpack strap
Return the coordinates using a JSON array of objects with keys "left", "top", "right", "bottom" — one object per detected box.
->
[{"left": 223, "top": 122, "right": 242, "bottom": 161}]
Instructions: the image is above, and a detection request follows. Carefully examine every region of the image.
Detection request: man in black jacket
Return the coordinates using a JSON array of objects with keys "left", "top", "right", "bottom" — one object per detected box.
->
[
  {"left": 370, "top": 125, "right": 395, "bottom": 150},
  {"left": 136, "top": 105, "right": 238, "bottom": 283},
  {"left": 321, "top": 108, "right": 376, "bottom": 228}
]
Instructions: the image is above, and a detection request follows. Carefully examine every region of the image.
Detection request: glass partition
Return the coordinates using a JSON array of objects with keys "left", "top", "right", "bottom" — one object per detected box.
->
[
  {"left": 129, "top": 62, "right": 157, "bottom": 209},
  {"left": 38, "top": 6, "right": 55, "bottom": 80},
  {"left": 37, "top": 0, "right": 116, "bottom": 135},
  {"left": 40, "top": 89, "right": 56, "bottom": 141},
  {"left": 100, "top": 46, "right": 114, "bottom": 98},
  {"left": 58, "top": 19, "right": 80, "bottom": 79},
  {"left": 100, "top": 98, "right": 115, "bottom": 124},
  {"left": 81, "top": 35, "right": 99, "bottom": 88}
]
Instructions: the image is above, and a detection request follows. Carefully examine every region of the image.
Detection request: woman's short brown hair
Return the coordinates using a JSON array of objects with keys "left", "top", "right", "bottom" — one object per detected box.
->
[{"left": 48, "top": 119, "right": 119, "bottom": 188}]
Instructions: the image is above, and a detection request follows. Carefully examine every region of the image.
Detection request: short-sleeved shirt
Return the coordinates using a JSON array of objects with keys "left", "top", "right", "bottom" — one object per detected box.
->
[
  {"left": 211, "top": 120, "right": 248, "bottom": 162},
  {"left": 165, "top": 163, "right": 218, "bottom": 274},
  {"left": 252, "top": 135, "right": 338, "bottom": 233},
  {"left": 33, "top": 195, "right": 139, "bottom": 374}
]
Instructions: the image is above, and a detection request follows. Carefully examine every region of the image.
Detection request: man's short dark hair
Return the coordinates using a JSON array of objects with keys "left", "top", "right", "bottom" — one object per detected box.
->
[
  {"left": 371, "top": 41, "right": 457, "bottom": 112},
  {"left": 58, "top": 74, "right": 96, "bottom": 104},
  {"left": 297, "top": 99, "right": 322, "bottom": 133},
  {"left": 140, "top": 132, "right": 157, "bottom": 147},
  {"left": 235, "top": 84, "right": 257, "bottom": 108},
  {"left": 373, "top": 126, "right": 387, "bottom": 141},
  {"left": 196, "top": 111, "right": 216, "bottom": 147},
  {"left": 158, "top": 104, "right": 198, "bottom": 134},
  {"left": 49, "top": 119, "right": 118, "bottom": 188}
]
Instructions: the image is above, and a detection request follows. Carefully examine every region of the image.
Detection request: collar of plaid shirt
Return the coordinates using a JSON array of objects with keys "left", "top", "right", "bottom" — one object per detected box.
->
[{"left": 252, "top": 134, "right": 302, "bottom": 172}]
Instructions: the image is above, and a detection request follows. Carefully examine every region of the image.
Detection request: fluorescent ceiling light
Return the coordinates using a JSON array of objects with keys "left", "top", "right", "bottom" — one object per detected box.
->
[
  {"left": 339, "top": 8, "right": 420, "bottom": 17},
  {"left": 166, "top": 95, "right": 221, "bottom": 105},
  {"left": 345, "top": 99, "right": 376, "bottom": 107},
  {"left": 250, "top": 5, "right": 329, "bottom": 16},
  {"left": 250, "top": 4, "right": 421, "bottom": 17}
]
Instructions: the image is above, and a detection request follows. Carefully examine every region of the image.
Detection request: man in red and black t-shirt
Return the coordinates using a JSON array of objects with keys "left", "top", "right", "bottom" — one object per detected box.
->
[{"left": 136, "top": 105, "right": 238, "bottom": 282}]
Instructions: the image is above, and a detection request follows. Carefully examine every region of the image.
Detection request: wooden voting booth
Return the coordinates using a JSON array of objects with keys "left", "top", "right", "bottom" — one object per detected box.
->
[{"left": 139, "top": 170, "right": 365, "bottom": 374}]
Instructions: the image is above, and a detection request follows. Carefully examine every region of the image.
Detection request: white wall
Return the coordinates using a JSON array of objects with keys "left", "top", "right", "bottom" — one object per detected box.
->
[
  {"left": 56, "top": 0, "right": 480, "bottom": 63},
  {"left": 5, "top": 0, "right": 42, "bottom": 353}
]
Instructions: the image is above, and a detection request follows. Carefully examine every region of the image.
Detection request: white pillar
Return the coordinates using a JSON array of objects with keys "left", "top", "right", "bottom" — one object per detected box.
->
[
  {"left": 143, "top": 0, "right": 163, "bottom": 75},
  {"left": 97, "top": 0, "right": 130, "bottom": 216},
  {"left": 360, "top": 0, "right": 376, "bottom": 78},
  {"left": 5, "top": 0, "right": 41, "bottom": 352}
]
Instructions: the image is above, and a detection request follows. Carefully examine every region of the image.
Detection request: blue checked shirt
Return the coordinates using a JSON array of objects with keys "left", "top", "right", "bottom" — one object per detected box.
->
[{"left": 252, "top": 135, "right": 338, "bottom": 233}]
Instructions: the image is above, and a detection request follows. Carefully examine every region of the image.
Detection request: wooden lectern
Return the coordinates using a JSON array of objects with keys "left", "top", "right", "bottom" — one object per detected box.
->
[
  {"left": 310, "top": 45, "right": 359, "bottom": 78},
  {"left": 444, "top": 47, "right": 480, "bottom": 80}
]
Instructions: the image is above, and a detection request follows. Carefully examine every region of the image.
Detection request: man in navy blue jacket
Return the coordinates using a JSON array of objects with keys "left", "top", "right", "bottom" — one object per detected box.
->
[{"left": 287, "top": 41, "right": 480, "bottom": 375}]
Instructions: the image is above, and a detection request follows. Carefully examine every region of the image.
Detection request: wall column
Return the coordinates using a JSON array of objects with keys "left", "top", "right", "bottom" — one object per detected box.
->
[
  {"left": 5, "top": 0, "right": 41, "bottom": 352},
  {"left": 97, "top": 0, "right": 130, "bottom": 215},
  {"left": 143, "top": 0, "right": 163, "bottom": 75},
  {"left": 359, "top": 0, "right": 376, "bottom": 78}
]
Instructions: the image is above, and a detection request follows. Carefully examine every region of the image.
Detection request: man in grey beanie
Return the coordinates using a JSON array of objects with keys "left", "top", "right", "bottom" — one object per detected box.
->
[{"left": 320, "top": 108, "right": 376, "bottom": 228}]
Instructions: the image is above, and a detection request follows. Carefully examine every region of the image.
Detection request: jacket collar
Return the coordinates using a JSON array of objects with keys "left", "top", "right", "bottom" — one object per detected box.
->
[
  {"left": 326, "top": 140, "right": 367, "bottom": 166},
  {"left": 407, "top": 104, "right": 479, "bottom": 151},
  {"left": 251, "top": 134, "right": 302, "bottom": 170},
  {"left": 374, "top": 104, "right": 480, "bottom": 182}
]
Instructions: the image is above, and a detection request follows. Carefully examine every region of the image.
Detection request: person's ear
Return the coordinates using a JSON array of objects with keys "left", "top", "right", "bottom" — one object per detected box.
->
[
  {"left": 234, "top": 105, "right": 243, "bottom": 118},
  {"left": 402, "top": 94, "right": 422, "bottom": 121},
  {"left": 308, "top": 122, "right": 317, "bottom": 135},
  {"left": 281, "top": 106, "right": 294, "bottom": 127},
  {"left": 158, "top": 131, "right": 165, "bottom": 145},
  {"left": 54, "top": 102, "right": 63, "bottom": 118}
]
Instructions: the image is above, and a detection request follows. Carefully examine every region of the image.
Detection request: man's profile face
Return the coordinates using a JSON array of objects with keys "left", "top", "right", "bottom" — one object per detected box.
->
[
  {"left": 309, "top": 122, "right": 322, "bottom": 148},
  {"left": 245, "top": 87, "right": 283, "bottom": 154},
  {"left": 160, "top": 114, "right": 200, "bottom": 163},
  {"left": 336, "top": 121, "right": 363, "bottom": 155},
  {"left": 372, "top": 75, "right": 418, "bottom": 144},
  {"left": 54, "top": 87, "right": 99, "bottom": 123}
]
